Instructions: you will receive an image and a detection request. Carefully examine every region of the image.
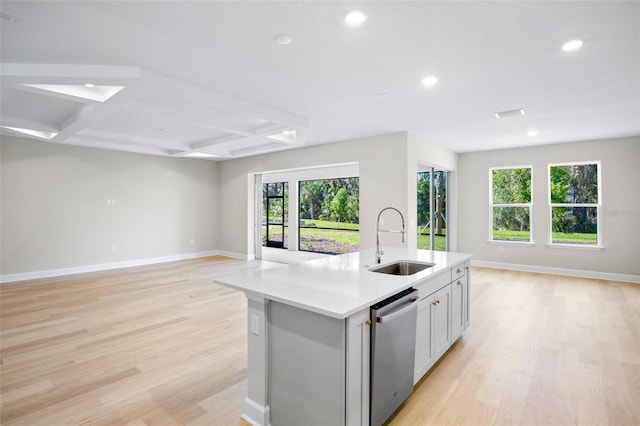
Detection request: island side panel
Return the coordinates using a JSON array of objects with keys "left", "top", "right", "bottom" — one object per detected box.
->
[
  {"left": 269, "top": 301, "right": 346, "bottom": 426},
  {"left": 346, "top": 308, "right": 370, "bottom": 426},
  {"left": 243, "top": 295, "right": 270, "bottom": 426}
]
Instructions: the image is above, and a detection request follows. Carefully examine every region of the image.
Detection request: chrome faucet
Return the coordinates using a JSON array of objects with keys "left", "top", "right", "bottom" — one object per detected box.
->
[{"left": 375, "top": 207, "right": 406, "bottom": 264}]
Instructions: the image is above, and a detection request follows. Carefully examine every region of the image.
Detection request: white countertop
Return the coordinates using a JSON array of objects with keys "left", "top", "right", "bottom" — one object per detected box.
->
[{"left": 214, "top": 248, "right": 472, "bottom": 319}]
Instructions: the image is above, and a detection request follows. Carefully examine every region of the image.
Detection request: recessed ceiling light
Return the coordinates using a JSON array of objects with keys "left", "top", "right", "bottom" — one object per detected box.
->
[
  {"left": 376, "top": 92, "right": 390, "bottom": 99},
  {"left": 562, "top": 39, "right": 583, "bottom": 52},
  {"left": 344, "top": 10, "right": 367, "bottom": 27},
  {"left": 84, "top": 83, "right": 95, "bottom": 88},
  {"left": 494, "top": 109, "right": 525, "bottom": 119},
  {"left": 527, "top": 130, "right": 538, "bottom": 137},
  {"left": 274, "top": 34, "right": 292, "bottom": 45},
  {"left": 421, "top": 75, "right": 439, "bottom": 87}
]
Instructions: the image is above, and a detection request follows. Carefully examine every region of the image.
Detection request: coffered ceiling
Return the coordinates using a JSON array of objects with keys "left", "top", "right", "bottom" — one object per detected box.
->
[{"left": 1, "top": 1, "right": 639, "bottom": 160}]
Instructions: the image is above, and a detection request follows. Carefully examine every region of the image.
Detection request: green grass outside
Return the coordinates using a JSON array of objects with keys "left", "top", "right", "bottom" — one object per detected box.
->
[
  {"left": 299, "top": 228, "right": 360, "bottom": 246},
  {"left": 552, "top": 232, "right": 597, "bottom": 244},
  {"left": 417, "top": 234, "right": 447, "bottom": 251},
  {"left": 492, "top": 230, "right": 531, "bottom": 241},
  {"left": 492, "top": 229, "right": 597, "bottom": 244},
  {"left": 263, "top": 220, "right": 360, "bottom": 249},
  {"left": 300, "top": 219, "right": 359, "bottom": 230}
]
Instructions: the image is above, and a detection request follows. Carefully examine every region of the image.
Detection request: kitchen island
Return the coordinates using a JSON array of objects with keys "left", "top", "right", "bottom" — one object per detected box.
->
[{"left": 214, "top": 248, "right": 472, "bottom": 426}]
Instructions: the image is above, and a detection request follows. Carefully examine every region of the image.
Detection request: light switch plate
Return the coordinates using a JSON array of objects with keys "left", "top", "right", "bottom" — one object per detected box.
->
[{"left": 250, "top": 314, "right": 260, "bottom": 335}]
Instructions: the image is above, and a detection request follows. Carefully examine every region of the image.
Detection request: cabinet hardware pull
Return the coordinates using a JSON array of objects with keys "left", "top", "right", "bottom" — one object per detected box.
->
[
  {"left": 456, "top": 268, "right": 462, "bottom": 274},
  {"left": 365, "top": 320, "right": 372, "bottom": 326},
  {"left": 432, "top": 301, "right": 437, "bottom": 306},
  {"left": 456, "top": 281, "right": 462, "bottom": 286}
]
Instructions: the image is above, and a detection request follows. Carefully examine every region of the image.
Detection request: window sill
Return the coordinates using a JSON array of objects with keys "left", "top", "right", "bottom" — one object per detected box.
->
[
  {"left": 546, "top": 243, "right": 604, "bottom": 251},
  {"left": 487, "top": 240, "right": 535, "bottom": 247}
]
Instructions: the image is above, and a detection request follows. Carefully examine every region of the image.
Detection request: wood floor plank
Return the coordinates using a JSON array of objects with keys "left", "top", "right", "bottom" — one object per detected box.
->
[{"left": 2, "top": 260, "right": 639, "bottom": 425}]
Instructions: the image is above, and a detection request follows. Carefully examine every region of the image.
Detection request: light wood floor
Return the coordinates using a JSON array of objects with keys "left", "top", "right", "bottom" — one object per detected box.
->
[{"left": 1, "top": 257, "right": 639, "bottom": 425}]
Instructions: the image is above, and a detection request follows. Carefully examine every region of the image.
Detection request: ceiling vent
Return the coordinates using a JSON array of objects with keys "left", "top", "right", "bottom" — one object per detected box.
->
[{"left": 494, "top": 109, "right": 525, "bottom": 119}]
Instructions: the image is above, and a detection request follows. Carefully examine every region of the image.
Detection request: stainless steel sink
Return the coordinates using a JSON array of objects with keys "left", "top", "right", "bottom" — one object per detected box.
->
[{"left": 369, "top": 261, "right": 435, "bottom": 276}]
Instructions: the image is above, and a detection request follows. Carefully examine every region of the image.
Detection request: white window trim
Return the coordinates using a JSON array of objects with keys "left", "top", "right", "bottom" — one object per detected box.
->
[
  {"left": 489, "top": 165, "right": 533, "bottom": 244},
  {"left": 547, "top": 161, "right": 602, "bottom": 248}
]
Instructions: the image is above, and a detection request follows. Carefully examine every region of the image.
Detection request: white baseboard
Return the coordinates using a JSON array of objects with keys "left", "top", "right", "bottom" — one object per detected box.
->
[
  {"left": 216, "top": 250, "right": 255, "bottom": 260},
  {"left": 241, "top": 397, "right": 270, "bottom": 426},
  {"left": 471, "top": 260, "right": 640, "bottom": 284},
  {"left": 0, "top": 250, "right": 233, "bottom": 284}
]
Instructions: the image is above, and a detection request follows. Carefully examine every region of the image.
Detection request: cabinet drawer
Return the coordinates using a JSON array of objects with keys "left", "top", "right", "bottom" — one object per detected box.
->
[
  {"left": 415, "top": 270, "right": 451, "bottom": 298},
  {"left": 451, "top": 263, "right": 466, "bottom": 282}
]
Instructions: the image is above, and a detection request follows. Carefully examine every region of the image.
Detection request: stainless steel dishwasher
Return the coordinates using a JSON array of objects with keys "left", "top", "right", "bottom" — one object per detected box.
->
[{"left": 370, "top": 287, "right": 419, "bottom": 426}]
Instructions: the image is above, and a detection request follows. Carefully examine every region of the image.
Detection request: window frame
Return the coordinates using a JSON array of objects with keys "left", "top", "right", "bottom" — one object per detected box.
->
[
  {"left": 547, "top": 160, "right": 602, "bottom": 248},
  {"left": 488, "top": 165, "right": 534, "bottom": 244}
]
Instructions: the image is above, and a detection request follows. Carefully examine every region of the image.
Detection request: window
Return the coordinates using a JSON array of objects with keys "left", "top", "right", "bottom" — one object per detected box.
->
[
  {"left": 548, "top": 162, "right": 600, "bottom": 246},
  {"left": 262, "top": 182, "right": 288, "bottom": 249},
  {"left": 490, "top": 166, "right": 532, "bottom": 242},
  {"left": 417, "top": 169, "right": 448, "bottom": 251},
  {"left": 298, "top": 177, "right": 359, "bottom": 254}
]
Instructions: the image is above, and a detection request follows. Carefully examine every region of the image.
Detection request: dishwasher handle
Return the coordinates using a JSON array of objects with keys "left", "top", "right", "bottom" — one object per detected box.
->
[{"left": 376, "top": 296, "right": 418, "bottom": 324}]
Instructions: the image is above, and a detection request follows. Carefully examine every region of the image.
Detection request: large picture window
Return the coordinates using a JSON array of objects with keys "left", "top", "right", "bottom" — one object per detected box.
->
[
  {"left": 298, "top": 177, "right": 359, "bottom": 254},
  {"left": 548, "top": 162, "right": 600, "bottom": 246},
  {"left": 490, "top": 166, "right": 532, "bottom": 242}
]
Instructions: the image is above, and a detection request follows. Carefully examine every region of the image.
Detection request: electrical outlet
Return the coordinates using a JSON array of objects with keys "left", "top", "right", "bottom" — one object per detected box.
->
[
  {"left": 111, "top": 246, "right": 117, "bottom": 253},
  {"left": 190, "top": 239, "right": 194, "bottom": 245},
  {"left": 250, "top": 314, "right": 260, "bottom": 335}
]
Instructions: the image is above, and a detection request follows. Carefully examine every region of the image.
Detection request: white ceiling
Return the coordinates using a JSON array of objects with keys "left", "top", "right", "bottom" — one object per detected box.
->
[{"left": 1, "top": 1, "right": 639, "bottom": 160}]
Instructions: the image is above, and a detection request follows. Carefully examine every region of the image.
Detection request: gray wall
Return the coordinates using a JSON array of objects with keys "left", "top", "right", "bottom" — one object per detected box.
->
[
  {"left": 457, "top": 136, "right": 640, "bottom": 276},
  {"left": 1, "top": 136, "right": 219, "bottom": 275}
]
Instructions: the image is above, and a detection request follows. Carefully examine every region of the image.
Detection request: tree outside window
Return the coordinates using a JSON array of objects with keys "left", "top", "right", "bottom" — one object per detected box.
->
[
  {"left": 548, "top": 162, "right": 600, "bottom": 245},
  {"left": 490, "top": 166, "right": 532, "bottom": 242},
  {"left": 298, "top": 177, "right": 359, "bottom": 254}
]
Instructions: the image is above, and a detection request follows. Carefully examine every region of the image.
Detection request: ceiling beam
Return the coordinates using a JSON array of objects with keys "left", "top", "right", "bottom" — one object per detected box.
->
[
  {"left": 78, "top": 129, "right": 189, "bottom": 151},
  {"left": 190, "top": 134, "right": 247, "bottom": 151}
]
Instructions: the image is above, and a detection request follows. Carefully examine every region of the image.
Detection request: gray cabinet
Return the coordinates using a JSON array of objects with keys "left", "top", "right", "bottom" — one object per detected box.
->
[
  {"left": 414, "top": 293, "right": 435, "bottom": 382},
  {"left": 432, "top": 284, "right": 452, "bottom": 360},
  {"left": 413, "top": 261, "right": 469, "bottom": 384}
]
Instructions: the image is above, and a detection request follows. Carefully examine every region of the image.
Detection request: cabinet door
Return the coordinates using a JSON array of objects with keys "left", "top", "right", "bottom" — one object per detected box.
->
[
  {"left": 432, "top": 284, "right": 452, "bottom": 360},
  {"left": 464, "top": 262, "right": 470, "bottom": 329},
  {"left": 451, "top": 275, "right": 466, "bottom": 341},
  {"left": 413, "top": 295, "right": 434, "bottom": 384}
]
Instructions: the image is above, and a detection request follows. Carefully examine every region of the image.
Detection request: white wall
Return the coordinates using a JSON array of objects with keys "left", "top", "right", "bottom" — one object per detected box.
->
[
  {"left": 1, "top": 136, "right": 219, "bottom": 277},
  {"left": 457, "top": 136, "right": 640, "bottom": 276}
]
